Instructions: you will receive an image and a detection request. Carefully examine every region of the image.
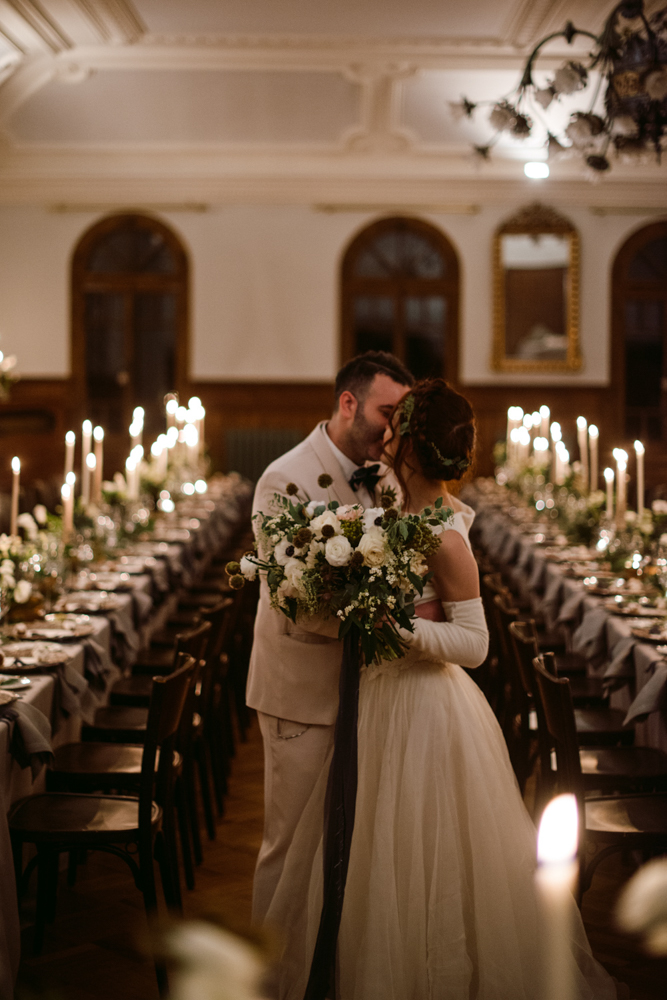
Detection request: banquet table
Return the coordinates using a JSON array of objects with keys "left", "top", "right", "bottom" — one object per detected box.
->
[
  {"left": 0, "top": 473, "right": 252, "bottom": 996},
  {"left": 463, "top": 482, "right": 667, "bottom": 754}
]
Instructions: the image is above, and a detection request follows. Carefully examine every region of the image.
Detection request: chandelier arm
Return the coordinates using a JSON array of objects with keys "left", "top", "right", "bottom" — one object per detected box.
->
[{"left": 519, "top": 26, "right": 599, "bottom": 91}]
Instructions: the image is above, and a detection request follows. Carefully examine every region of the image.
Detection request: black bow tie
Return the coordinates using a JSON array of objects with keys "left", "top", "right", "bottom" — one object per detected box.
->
[{"left": 349, "top": 463, "right": 381, "bottom": 495}]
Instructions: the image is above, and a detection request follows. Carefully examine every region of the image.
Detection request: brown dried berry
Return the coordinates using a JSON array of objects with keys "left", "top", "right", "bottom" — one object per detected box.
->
[
  {"left": 350, "top": 551, "right": 364, "bottom": 567},
  {"left": 294, "top": 527, "right": 313, "bottom": 547},
  {"left": 317, "top": 473, "right": 333, "bottom": 489},
  {"left": 229, "top": 574, "right": 245, "bottom": 590},
  {"left": 285, "top": 483, "right": 299, "bottom": 496},
  {"left": 321, "top": 524, "right": 335, "bottom": 538},
  {"left": 225, "top": 561, "right": 241, "bottom": 575}
]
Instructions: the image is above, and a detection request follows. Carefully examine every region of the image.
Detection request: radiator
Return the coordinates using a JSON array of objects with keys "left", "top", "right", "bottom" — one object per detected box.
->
[{"left": 225, "top": 427, "right": 304, "bottom": 483}]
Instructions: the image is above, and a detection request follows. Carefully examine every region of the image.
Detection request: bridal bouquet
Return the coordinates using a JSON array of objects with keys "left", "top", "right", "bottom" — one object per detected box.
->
[{"left": 227, "top": 481, "right": 453, "bottom": 664}]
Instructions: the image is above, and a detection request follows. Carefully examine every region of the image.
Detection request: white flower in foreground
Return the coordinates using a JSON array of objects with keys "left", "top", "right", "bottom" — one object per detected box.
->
[
  {"left": 283, "top": 557, "right": 306, "bottom": 590},
  {"left": 16, "top": 513, "right": 38, "bottom": 540},
  {"left": 653, "top": 499, "right": 667, "bottom": 515},
  {"left": 357, "top": 527, "right": 386, "bottom": 568},
  {"left": 276, "top": 578, "right": 298, "bottom": 605},
  {"left": 239, "top": 556, "right": 257, "bottom": 581},
  {"left": 616, "top": 857, "right": 667, "bottom": 955},
  {"left": 13, "top": 579, "right": 32, "bottom": 604},
  {"left": 310, "top": 510, "right": 342, "bottom": 537},
  {"left": 165, "top": 921, "right": 265, "bottom": 1000},
  {"left": 305, "top": 500, "right": 326, "bottom": 518},
  {"left": 362, "top": 507, "right": 386, "bottom": 532},
  {"left": 305, "top": 540, "right": 325, "bottom": 569},
  {"left": 32, "top": 504, "right": 48, "bottom": 526},
  {"left": 273, "top": 538, "right": 294, "bottom": 566},
  {"left": 325, "top": 535, "right": 353, "bottom": 567},
  {"left": 336, "top": 504, "right": 362, "bottom": 521}
]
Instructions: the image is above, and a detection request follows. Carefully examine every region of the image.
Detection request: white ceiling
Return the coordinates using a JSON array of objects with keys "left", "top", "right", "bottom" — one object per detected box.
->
[{"left": 0, "top": 0, "right": 664, "bottom": 207}]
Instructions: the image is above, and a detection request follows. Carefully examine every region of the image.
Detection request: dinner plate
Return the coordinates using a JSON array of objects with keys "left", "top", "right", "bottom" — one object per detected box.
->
[
  {"left": 0, "top": 675, "right": 32, "bottom": 690},
  {"left": 54, "top": 592, "right": 124, "bottom": 614},
  {"left": 0, "top": 641, "right": 71, "bottom": 670},
  {"left": 630, "top": 624, "right": 667, "bottom": 643},
  {"left": 5, "top": 615, "right": 95, "bottom": 640},
  {"left": 0, "top": 690, "right": 18, "bottom": 707},
  {"left": 603, "top": 598, "right": 664, "bottom": 618}
]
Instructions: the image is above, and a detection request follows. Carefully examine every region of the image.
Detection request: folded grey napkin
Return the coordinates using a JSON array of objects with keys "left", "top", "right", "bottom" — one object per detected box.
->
[
  {"left": 528, "top": 559, "right": 548, "bottom": 593},
  {"left": 0, "top": 699, "right": 53, "bottom": 779},
  {"left": 52, "top": 662, "right": 97, "bottom": 728},
  {"left": 131, "top": 589, "right": 153, "bottom": 628},
  {"left": 83, "top": 637, "right": 114, "bottom": 691},
  {"left": 557, "top": 590, "right": 586, "bottom": 627},
  {"left": 623, "top": 662, "right": 667, "bottom": 725},
  {"left": 539, "top": 574, "right": 565, "bottom": 625},
  {"left": 572, "top": 608, "right": 609, "bottom": 667},
  {"left": 516, "top": 545, "right": 534, "bottom": 573},
  {"left": 107, "top": 609, "right": 140, "bottom": 669},
  {"left": 602, "top": 636, "right": 636, "bottom": 692}
]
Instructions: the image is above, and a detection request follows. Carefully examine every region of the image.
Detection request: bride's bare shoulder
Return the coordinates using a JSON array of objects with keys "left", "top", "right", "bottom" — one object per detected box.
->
[{"left": 428, "top": 529, "right": 480, "bottom": 601}]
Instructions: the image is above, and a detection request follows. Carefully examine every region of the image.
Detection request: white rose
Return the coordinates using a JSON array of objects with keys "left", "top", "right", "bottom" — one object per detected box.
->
[
  {"left": 239, "top": 556, "right": 257, "bottom": 581},
  {"left": 32, "top": 504, "right": 48, "bottom": 526},
  {"left": 653, "top": 500, "right": 667, "bottom": 515},
  {"left": 362, "top": 507, "right": 386, "bottom": 532},
  {"left": 283, "top": 557, "right": 306, "bottom": 591},
  {"left": 357, "top": 527, "right": 386, "bottom": 568},
  {"left": 16, "top": 513, "right": 38, "bottom": 540},
  {"left": 1, "top": 559, "right": 14, "bottom": 574},
  {"left": 310, "top": 510, "right": 342, "bottom": 537},
  {"left": 13, "top": 579, "right": 32, "bottom": 604},
  {"left": 325, "top": 535, "right": 353, "bottom": 567},
  {"left": 0, "top": 535, "right": 10, "bottom": 556}
]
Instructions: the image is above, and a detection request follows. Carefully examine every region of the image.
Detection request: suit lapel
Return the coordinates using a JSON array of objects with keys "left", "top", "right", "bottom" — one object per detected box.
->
[{"left": 308, "top": 422, "right": 359, "bottom": 507}]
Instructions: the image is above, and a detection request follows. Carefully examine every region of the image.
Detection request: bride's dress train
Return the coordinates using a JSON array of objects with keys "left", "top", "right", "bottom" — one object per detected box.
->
[{"left": 266, "top": 510, "right": 617, "bottom": 1000}]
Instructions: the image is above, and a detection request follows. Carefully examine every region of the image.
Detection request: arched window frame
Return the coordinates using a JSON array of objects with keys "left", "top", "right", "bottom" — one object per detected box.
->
[
  {"left": 340, "top": 216, "right": 460, "bottom": 380},
  {"left": 611, "top": 219, "right": 667, "bottom": 442},
  {"left": 70, "top": 212, "right": 189, "bottom": 426}
]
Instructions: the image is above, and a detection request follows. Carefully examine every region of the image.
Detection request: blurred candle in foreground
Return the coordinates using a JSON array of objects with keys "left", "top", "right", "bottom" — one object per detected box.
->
[
  {"left": 81, "top": 420, "right": 92, "bottom": 497},
  {"left": 613, "top": 449, "right": 628, "bottom": 527},
  {"left": 536, "top": 794, "right": 579, "bottom": 1000},
  {"left": 93, "top": 427, "right": 104, "bottom": 502},
  {"left": 604, "top": 467, "right": 615, "bottom": 519},
  {"left": 10, "top": 457, "right": 20, "bottom": 536},
  {"left": 576, "top": 417, "right": 588, "bottom": 493},
  {"left": 550, "top": 423, "right": 561, "bottom": 483},
  {"left": 84, "top": 452, "right": 96, "bottom": 505},
  {"left": 165, "top": 396, "right": 178, "bottom": 430},
  {"left": 65, "top": 430, "right": 75, "bottom": 480},
  {"left": 634, "top": 440, "right": 645, "bottom": 513},
  {"left": 588, "top": 425, "right": 599, "bottom": 494},
  {"left": 540, "top": 405, "right": 550, "bottom": 439},
  {"left": 61, "top": 483, "right": 74, "bottom": 542}
]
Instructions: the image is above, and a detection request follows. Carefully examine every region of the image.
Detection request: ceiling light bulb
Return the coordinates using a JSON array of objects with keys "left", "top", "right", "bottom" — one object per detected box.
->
[{"left": 524, "top": 162, "right": 550, "bottom": 179}]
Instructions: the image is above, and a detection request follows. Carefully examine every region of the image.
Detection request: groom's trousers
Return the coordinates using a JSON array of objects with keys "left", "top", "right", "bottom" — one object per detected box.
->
[{"left": 252, "top": 711, "right": 334, "bottom": 924}]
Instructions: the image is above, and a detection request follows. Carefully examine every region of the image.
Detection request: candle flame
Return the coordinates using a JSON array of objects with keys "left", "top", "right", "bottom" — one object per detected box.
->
[
  {"left": 588, "top": 425, "right": 599, "bottom": 439},
  {"left": 66, "top": 471, "right": 76, "bottom": 486},
  {"left": 188, "top": 396, "right": 202, "bottom": 409},
  {"left": 166, "top": 398, "right": 178, "bottom": 415},
  {"left": 576, "top": 416, "right": 587, "bottom": 430},
  {"left": 61, "top": 483, "right": 71, "bottom": 500},
  {"left": 613, "top": 448, "right": 628, "bottom": 463},
  {"left": 550, "top": 423, "right": 562, "bottom": 442},
  {"left": 603, "top": 468, "right": 614, "bottom": 482},
  {"left": 634, "top": 440, "right": 645, "bottom": 456},
  {"left": 86, "top": 452, "right": 96, "bottom": 470},
  {"left": 82, "top": 420, "right": 92, "bottom": 434},
  {"left": 66, "top": 430, "right": 76, "bottom": 445},
  {"left": 538, "top": 794, "right": 578, "bottom": 864},
  {"left": 11, "top": 456, "right": 20, "bottom": 473},
  {"left": 93, "top": 426, "right": 104, "bottom": 441},
  {"left": 534, "top": 437, "right": 549, "bottom": 451},
  {"left": 539, "top": 405, "right": 550, "bottom": 418}
]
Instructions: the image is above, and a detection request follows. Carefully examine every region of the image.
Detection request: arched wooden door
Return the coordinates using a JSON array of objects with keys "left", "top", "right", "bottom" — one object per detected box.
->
[
  {"left": 612, "top": 221, "right": 667, "bottom": 442},
  {"left": 71, "top": 213, "right": 188, "bottom": 472},
  {"left": 341, "top": 217, "right": 459, "bottom": 380}
]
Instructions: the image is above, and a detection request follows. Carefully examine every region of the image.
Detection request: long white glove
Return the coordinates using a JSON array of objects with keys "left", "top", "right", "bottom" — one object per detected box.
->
[{"left": 400, "top": 597, "right": 489, "bottom": 669}]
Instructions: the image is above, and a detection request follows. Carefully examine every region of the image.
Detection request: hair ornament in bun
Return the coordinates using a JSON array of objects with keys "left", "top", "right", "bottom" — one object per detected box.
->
[{"left": 397, "top": 392, "right": 470, "bottom": 473}]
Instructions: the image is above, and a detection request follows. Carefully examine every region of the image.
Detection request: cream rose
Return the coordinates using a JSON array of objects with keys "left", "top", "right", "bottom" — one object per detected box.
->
[
  {"left": 13, "top": 579, "right": 32, "bottom": 604},
  {"left": 357, "top": 527, "right": 386, "bottom": 568},
  {"left": 325, "top": 535, "right": 353, "bottom": 567}
]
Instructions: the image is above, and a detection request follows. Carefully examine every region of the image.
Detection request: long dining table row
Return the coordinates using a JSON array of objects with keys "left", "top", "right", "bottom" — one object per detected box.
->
[{"left": 0, "top": 472, "right": 253, "bottom": 997}]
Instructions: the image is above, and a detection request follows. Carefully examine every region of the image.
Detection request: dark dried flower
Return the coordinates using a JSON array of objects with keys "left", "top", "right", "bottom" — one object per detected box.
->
[
  {"left": 229, "top": 574, "right": 245, "bottom": 590},
  {"left": 285, "top": 483, "right": 299, "bottom": 496},
  {"left": 294, "top": 527, "right": 313, "bottom": 547},
  {"left": 225, "top": 561, "right": 241, "bottom": 576},
  {"left": 511, "top": 113, "right": 532, "bottom": 137},
  {"left": 321, "top": 524, "right": 336, "bottom": 539},
  {"left": 586, "top": 154, "right": 611, "bottom": 172},
  {"left": 380, "top": 486, "right": 397, "bottom": 509},
  {"left": 350, "top": 550, "right": 365, "bottom": 567},
  {"left": 317, "top": 473, "right": 333, "bottom": 489},
  {"left": 383, "top": 508, "right": 399, "bottom": 522}
]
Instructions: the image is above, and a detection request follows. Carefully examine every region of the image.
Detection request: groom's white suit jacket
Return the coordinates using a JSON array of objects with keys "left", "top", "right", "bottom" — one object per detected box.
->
[{"left": 246, "top": 421, "right": 392, "bottom": 726}]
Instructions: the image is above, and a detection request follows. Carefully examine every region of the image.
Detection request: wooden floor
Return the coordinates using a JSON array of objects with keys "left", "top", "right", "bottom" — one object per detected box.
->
[{"left": 14, "top": 715, "right": 667, "bottom": 1000}]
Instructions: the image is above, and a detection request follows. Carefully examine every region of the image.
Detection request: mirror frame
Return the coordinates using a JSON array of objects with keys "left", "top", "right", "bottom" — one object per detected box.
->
[{"left": 491, "top": 202, "right": 581, "bottom": 373}]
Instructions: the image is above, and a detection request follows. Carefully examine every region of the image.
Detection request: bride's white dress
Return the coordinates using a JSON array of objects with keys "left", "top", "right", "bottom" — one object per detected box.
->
[{"left": 267, "top": 505, "right": 617, "bottom": 1000}]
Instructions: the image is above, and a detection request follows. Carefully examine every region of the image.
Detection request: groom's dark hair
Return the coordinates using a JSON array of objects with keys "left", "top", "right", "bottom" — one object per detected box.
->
[{"left": 334, "top": 351, "right": 413, "bottom": 408}]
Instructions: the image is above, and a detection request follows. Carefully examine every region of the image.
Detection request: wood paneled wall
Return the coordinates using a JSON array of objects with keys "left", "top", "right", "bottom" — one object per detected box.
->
[{"left": 1, "top": 377, "right": 663, "bottom": 498}]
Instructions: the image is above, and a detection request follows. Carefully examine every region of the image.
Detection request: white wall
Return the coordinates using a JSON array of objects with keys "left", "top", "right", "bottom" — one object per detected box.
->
[{"left": 0, "top": 201, "right": 660, "bottom": 385}]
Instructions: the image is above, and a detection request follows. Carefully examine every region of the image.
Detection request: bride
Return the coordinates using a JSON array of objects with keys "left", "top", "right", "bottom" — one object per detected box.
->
[{"left": 266, "top": 379, "right": 617, "bottom": 1000}]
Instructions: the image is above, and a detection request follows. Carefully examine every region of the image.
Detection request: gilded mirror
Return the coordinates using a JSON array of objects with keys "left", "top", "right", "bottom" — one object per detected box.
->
[{"left": 492, "top": 203, "right": 581, "bottom": 372}]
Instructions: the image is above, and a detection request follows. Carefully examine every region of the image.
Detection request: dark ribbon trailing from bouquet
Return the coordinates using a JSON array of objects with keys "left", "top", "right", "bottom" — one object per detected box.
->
[{"left": 303, "top": 632, "right": 361, "bottom": 1000}]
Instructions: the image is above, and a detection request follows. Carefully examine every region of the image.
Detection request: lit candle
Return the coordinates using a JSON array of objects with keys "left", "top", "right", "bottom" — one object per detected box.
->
[
  {"left": 65, "top": 430, "right": 75, "bottom": 480},
  {"left": 613, "top": 449, "right": 628, "bottom": 527},
  {"left": 198, "top": 406, "right": 206, "bottom": 456},
  {"left": 126, "top": 456, "right": 137, "bottom": 501},
  {"left": 604, "top": 467, "right": 614, "bottom": 520},
  {"left": 555, "top": 441, "right": 569, "bottom": 485},
  {"left": 540, "top": 405, "right": 550, "bottom": 440},
  {"left": 509, "top": 427, "right": 521, "bottom": 467},
  {"left": 84, "top": 452, "right": 96, "bottom": 505},
  {"left": 61, "top": 482, "right": 74, "bottom": 542},
  {"left": 531, "top": 411, "right": 540, "bottom": 438},
  {"left": 576, "top": 417, "right": 588, "bottom": 493},
  {"left": 81, "top": 420, "right": 92, "bottom": 498},
  {"left": 550, "top": 423, "right": 561, "bottom": 483},
  {"left": 588, "top": 425, "right": 599, "bottom": 493},
  {"left": 536, "top": 794, "right": 579, "bottom": 1000},
  {"left": 176, "top": 405, "right": 187, "bottom": 429},
  {"left": 166, "top": 396, "right": 178, "bottom": 430},
  {"left": 93, "top": 426, "right": 104, "bottom": 502},
  {"left": 533, "top": 436, "right": 550, "bottom": 466},
  {"left": 634, "top": 440, "right": 645, "bottom": 514},
  {"left": 10, "top": 456, "right": 20, "bottom": 536},
  {"left": 184, "top": 422, "right": 199, "bottom": 470}
]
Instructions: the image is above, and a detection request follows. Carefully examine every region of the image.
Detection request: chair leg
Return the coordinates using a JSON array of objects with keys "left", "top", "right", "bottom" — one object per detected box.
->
[
  {"left": 174, "top": 777, "right": 195, "bottom": 890},
  {"left": 209, "top": 723, "right": 227, "bottom": 817},
  {"left": 196, "top": 740, "right": 217, "bottom": 842},
  {"left": 184, "top": 758, "right": 203, "bottom": 865},
  {"left": 155, "top": 829, "right": 182, "bottom": 915},
  {"left": 34, "top": 846, "right": 59, "bottom": 955}
]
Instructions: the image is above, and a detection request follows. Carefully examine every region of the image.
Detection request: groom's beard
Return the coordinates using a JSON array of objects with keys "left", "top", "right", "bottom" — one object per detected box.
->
[{"left": 349, "top": 407, "right": 386, "bottom": 463}]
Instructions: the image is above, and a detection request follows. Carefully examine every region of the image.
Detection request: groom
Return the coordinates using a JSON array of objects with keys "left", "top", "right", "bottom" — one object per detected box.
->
[{"left": 248, "top": 351, "right": 413, "bottom": 922}]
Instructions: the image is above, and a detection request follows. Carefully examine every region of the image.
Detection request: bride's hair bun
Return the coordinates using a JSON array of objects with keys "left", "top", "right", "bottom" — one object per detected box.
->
[{"left": 393, "top": 379, "right": 475, "bottom": 489}]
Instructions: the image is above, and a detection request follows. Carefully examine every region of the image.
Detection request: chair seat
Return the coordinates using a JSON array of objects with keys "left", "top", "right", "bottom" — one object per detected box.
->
[
  {"left": 574, "top": 707, "right": 633, "bottom": 745},
  {"left": 53, "top": 742, "right": 144, "bottom": 774},
  {"left": 9, "top": 792, "right": 161, "bottom": 842},
  {"left": 82, "top": 706, "right": 149, "bottom": 743},
  {"left": 110, "top": 675, "right": 154, "bottom": 706},
  {"left": 580, "top": 746, "right": 667, "bottom": 787},
  {"left": 585, "top": 794, "right": 667, "bottom": 836},
  {"left": 568, "top": 676, "right": 607, "bottom": 705}
]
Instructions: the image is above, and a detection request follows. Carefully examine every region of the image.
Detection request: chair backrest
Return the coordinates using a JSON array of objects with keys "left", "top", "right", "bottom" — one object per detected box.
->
[
  {"left": 140, "top": 654, "right": 197, "bottom": 828},
  {"left": 174, "top": 618, "right": 212, "bottom": 666},
  {"left": 509, "top": 620, "right": 553, "bottom": 782},
  {"left": 533, "top": 654, "right": 586, "bottom": 811}
]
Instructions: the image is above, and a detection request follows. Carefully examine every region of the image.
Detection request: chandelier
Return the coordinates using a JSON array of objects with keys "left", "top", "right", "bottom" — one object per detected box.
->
[{"left": 450, "top": 0, "right": 667, "bottom": 173}]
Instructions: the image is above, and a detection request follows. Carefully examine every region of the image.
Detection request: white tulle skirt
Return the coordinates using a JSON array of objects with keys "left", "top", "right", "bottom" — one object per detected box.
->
[{"left": 266, "top": 657, "right": 617, "bottom": 1000}]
